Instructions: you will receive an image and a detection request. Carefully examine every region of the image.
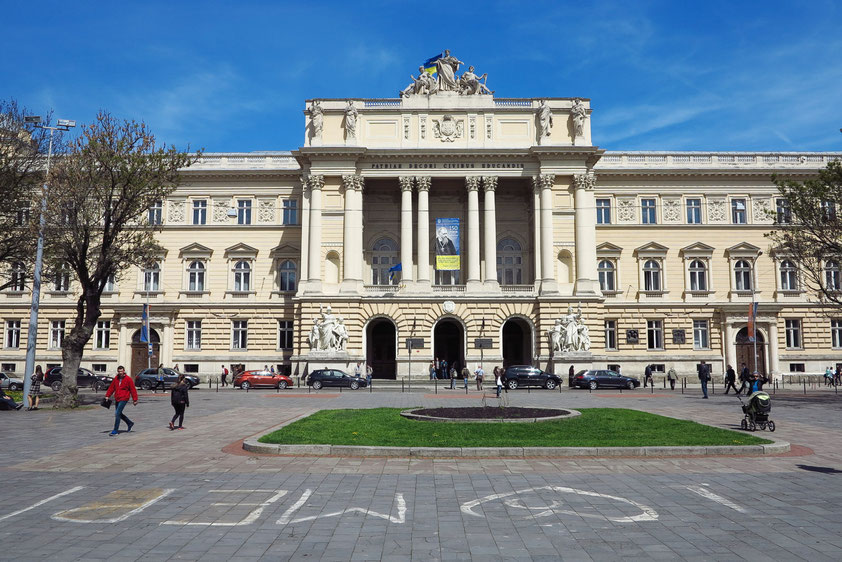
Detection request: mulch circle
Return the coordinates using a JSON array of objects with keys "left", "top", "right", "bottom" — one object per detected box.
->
[{"left": 411, "top": 406, "right": 569, "bottom": 419}]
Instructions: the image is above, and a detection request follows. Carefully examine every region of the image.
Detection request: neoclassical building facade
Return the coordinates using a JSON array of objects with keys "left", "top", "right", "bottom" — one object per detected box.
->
[{"left": 2, "top": 62, "right": 841, "bottom": 380}]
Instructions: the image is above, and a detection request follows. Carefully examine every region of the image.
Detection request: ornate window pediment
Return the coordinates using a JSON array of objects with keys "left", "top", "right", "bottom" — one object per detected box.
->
[
  {"left": 726, "top": 242, "right": 761, "bottom": 259},
  {"left": 269, "top": 244, "right": 299, "bottom": 259},
  {"left": 179, "top": 243, "right": 213, "bottom": 259},
  {"left": 634, "top": 241, "right": 669, "bottom": 258},
  {"left": 224, "top": 243, "right": 259, "bottom": 259},
  {"left": 680, "top": 242, "right": 715, "bottom": 259},
  {"left": 596, "top": 242, "right": 623, "bottom": 257}
]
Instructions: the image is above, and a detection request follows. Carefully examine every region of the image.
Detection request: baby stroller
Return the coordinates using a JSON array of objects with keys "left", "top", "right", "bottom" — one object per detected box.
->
[{"left": 738, "top": 391, "right": 775, "bottom": 432}]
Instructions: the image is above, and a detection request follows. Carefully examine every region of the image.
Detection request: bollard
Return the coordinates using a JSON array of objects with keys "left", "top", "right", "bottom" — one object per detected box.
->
[
  {"left": 682, "top": 377, "right": 685, "bottom": 394},
  {"left": 465, "top": 384, "right": 468, "bottom": 395},
  {"left": 216, "top": 377, "right": 219, "bottom": 393},
  {"left": 402, "top": 379, "right": 405, "bottom": 393},
  {"left": 651, "top": 381, "right": 654, "bottom": 394},
  {"left": 208, "top": 377, "right": 211, "bottom": 389},
  {"left": 435, "top": 378, "right": 438, "bottom": 394},
  {"left": 528, "top": 387, "right": 530, "bottom": 394},
  {"left": 369, "top": 381, "right": 372, "bottom": 393},
  {"left": 619, "top": 386, "right": 622, "bottom": 394},
  {"left": 589, "top": 386, "right": 591, "bottom": 394},
  {"left": 246, "top": 383, "right": 249, "bottom": 393},
  {"left": 803, "top": 380, "right": 807, "bottom": 395},
  {"left": 663, "top": 377, "right": 666, "bottom": 389}
]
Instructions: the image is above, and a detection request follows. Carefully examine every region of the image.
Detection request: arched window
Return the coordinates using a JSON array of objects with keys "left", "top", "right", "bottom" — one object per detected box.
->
[
  {"left": 497, "top": 238, "right": 523, "bottom": 285},
  {"left": 372, "top": 237, "right": 399, "bottom": 285},
  {"left": 278, "top": 260, "right": 297, "bottom": 292},
  {"left": 643, "top": 259, "right": 661, "bottom": 291},
  {"left": 734, "top": 260, "right": 752, "bottom": 291},
  {"left": 826, "top": 260, "right": 841, "bottom": 292},
  {"left": 780, "top": 260, "right": 798, "bottom": 291},
  {"left": 689, "top": 259, "right": 707, "bottom": 291},
  {"left": 53, "top": 263, "right": 70, "bottom": 292},
  {"left": 598, "top": 260, "right": 615, "bottom": 292},
  {"left": 143, "top": 262, "right": 160, "bottom": 292},
  {"left": 187, "top": 260, "right": 205, "bottom": 292},
  {"left": 233, "top": 260, "right": 251, "bottom": 292},
  {"left": 9, "top": 262, "right": 25, "bottom": 291}
]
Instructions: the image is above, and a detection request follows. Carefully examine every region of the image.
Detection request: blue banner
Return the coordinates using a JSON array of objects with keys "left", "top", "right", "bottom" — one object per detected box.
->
[{"left": 140, "top": 304, "right": 149, "bottom": 343}]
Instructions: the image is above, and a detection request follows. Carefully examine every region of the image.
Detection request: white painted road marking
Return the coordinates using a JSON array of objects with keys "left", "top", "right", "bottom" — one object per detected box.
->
[
  {"left": 277, "top": 489, "right": 407, "bottom": 525},
  {"left": 686, "top": 485, "right": 747, "bottom": 513},
  {"left": 161, "top": 489, "right": 288, "bottom": 527},
  {"left": 461, "top": 486, "right": 659, "bottom": 523},
  {"left": 0, "top": 486, "right": 85, "bottom": 523},
  {"left": 52, "top": 488, "right": 174, "bottom": 523}
]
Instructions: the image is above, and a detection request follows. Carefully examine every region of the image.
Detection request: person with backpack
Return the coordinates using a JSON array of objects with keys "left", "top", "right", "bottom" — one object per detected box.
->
[
  {"left": 461, "top": 365, "right": 470, "bottom": 390},
  {"left": 105, "top": 366, "right": 138, "bottom": 436},
  {"left": 474, "top": 364, "right": 484, "bottom": 391},
  {"left": 667, "top": 366, "right": 677, "bottom": 390},
  {"left": 169, "top": 374, "right": 190, "bottom": 430},
  {"left": 220, "top": 364, "right": 229, "bottom": 387}
]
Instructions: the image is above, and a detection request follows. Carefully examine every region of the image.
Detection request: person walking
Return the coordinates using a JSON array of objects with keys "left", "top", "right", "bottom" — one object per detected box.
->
[
  {"left": 169, "top": 374, "right": 190, "bottom": 430},
  {"left": 643, "top": 364, "right": 653, "bottom": 388},
  {"left": 738, "top": 363, "right": 750, "bottom": 396},
  {"left": 366, "top": 363, "right": 373, "bottom": 389},
  {"left": 825, "top": 366, "right": 834, "bottom": 386},
  {"left": 475, "top": 364, "right": 484, "bottom": 391},
  {"left": 461, "top": 365, "right": 470, "bottom": 390},
  {"left": 836, "top": 365, "right": 842, "bottom": 386},
  {"left": 724, "top": 364, "right": 739, "bottom": 394},
  {"left": 105, "top": 366, "right": 137, "bottom": 436},
  {"left": 27, "top": 365, "right": 43, "bottom": 410},
  {"left": 153, "top": 363, "right": 166, "bottom": 393},
  {"left": 667, "top": 366, "right": 677, "bottom": 390},
  {"left": 429, "top": 361, "right": 437, "bottom": 380},
  {"left": 697, "top": 360, "right": 710, "bottom": 399},
  {"left": 220, "top": 364, "right": 229, "bottom": 387},
  {"left": 449, "top": 364, "right": 457, "bottom": 389},
  {"left": 495, "top": 368, "right": 503, "bottom": 398}
]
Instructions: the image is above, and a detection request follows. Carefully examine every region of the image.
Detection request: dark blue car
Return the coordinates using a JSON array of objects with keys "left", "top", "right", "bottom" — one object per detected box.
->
[{"left": 571, "top": 369, "right": 640, "bottom": 390}]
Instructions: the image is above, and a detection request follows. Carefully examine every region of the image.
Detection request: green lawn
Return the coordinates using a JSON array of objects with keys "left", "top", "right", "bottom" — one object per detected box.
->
[{"left": 259, "top": 408, "right": 772, "bottom": 447}]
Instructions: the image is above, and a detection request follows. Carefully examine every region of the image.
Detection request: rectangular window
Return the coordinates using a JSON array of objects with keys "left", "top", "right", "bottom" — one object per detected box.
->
[
  {"left": 94, "top": 321, "right": 111, "bottom": 350},
  {"left": 789, "top": 363, "right": 805, "bottom": 373},
  {"left": 822, "top": 200, "right": 837, "bottom": 221},
  {"left": 686, "top": 198, "right": 702, "bottom": 224},
  {"left": 50, "top": 320, "right": 65, "bottom": 349},
  {"left": 604, "top": 320, "right": 617, "bottom": 351},
  {"left": 693, "top": 320, "right": 709, "bottom": 350},
  {"left": 237, "top": 199, "right": 252, "bottom": 225},
  {"left": 833, "top": 320, "right": 842, "bottom": 349},
  {"left": 731, "top": 199, "right": 747, "bottom": 224},
  {"left": 5, "top": 320, "right": 21, "bottom": 349},
  {"left": 646, "top": 320, "right": 663, "bottom": 350},
  {"left": 785, "top": 319, "right": 802, "bottom": 349},
  {"left": 186, "top": 320, "right": 202, "bottom": 350},
  {"left": 283, "top": 199, "right": 298, "bottom": 225},
  {"left": 596, "top": 199, "right": 611, "bottom": 225},
  {"left": 92, "top": 364, "right": 107, "bottom": 373},
  {"left": 143, "top": 265, "right": 160, "bottom": 292},
  {"left": 148, "top": 200, "right": 163, "bottom": 225},
  {"left": 641, "top": 199, "right": 657, "bottom": 224},
  {"left": 104, "top": 274, "right": 116, "bottom": 292},
  {"left": 232, "top": 320, "right": 248, "bottom": 350},
  {"left": 54, "top": 266, "right": 70, "bottom": 292},
  {"left": 278, "top": 320, "right": 294, "bottom": 349},
  {"left": 1, "top": 363, "right": 15, "bottom": 372},
  {"left": 183, "top": 364, "right": 199, "bottom": 374},
  {"left": 650, "top": 364, "right": 665, "bottom": 374},
  {"left": 15, "top": 206, "right": 30, "bottom": 226},
  {"left": 776, "top": 198, "right": 791, "bottom": 224},
  {"left": 192, "top": 200, "right": 207, "bottom": 225}
]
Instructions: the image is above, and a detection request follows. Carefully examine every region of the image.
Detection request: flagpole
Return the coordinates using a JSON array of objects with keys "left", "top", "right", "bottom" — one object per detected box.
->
[{"left": 146, "top": 291, "right": 151, "bottom": 372}]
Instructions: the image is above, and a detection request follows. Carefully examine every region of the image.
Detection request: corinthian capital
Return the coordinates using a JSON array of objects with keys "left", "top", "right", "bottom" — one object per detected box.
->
[
  {"left": 415, "top": 176, "right": 431, "bottom": 192},
  {"left": 531, "top": 174, "right": 555, "bottom": 192},
  {"left": 398, "top": 176, "right": 414, "bottom": 192},
  {"left": 465, "top": 176, "right": 481, "bottom": 192},
  {"left": 305, "top": 174, "right": 325, "bottom": 190},
  {"left": 573, "top": 173, "right": 596, "bottom": 191},
  {"left": 342, "top": 174, "right": 364, "bottom": 192},
  {"left": 482, "top": 176, "right": 498, "bottom": 192}
]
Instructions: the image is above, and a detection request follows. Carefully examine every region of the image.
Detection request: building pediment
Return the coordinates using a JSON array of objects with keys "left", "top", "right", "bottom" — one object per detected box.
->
[
  {"left": 596, "top": 242, "right": 623, "bottom": 256},
  {"left": 269, "top": 244, "right": 300, "bottom": 258},
  {"left": 224, "top": 243, "right": 259, "bottom": 258},
  {"left": 178, "top": 243, "right": 214, "bottom": 259},
  {"left": 726, "top": 242, "right": 762, "bottom": 258},
  {"left": 634, "top": 242, "right": 669, "bottom": 257},
  {"left": 680, "top": 242, "right": 715, "bottom": 258}
]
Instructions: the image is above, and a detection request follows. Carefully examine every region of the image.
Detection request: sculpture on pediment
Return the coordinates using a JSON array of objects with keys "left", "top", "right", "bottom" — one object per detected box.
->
[
  {"left": 432, "top": 115, "right": 464, "bottom": 142},
  {"left": 537, "top": 100, "right": 553, "bottom": 141},
  {"left": 344, "top": 101, "right": 358, "bottom": 140},
  {"left": 400, "top": 51, "right": 494, "bottom": 97},
  {"left": 548, "top": 305, "right": 591, "bottom": 353},
  {"left": 308, "top": 305, "right": 349, "bottom": 352},
  {"left": 570, "top": 98, "right": 586, "bottom": 139},
  {"left": 459, "top": 66, "right": 493, "bottom": 95},
  {"left": 435, "top": 49, "right": 464, "bottom": 92},
  {"left": 401, "top": 66, "right": 438, "bottom": 98},
  {"left": 309, "top": 101, "right": 323, "bottom": 139}
]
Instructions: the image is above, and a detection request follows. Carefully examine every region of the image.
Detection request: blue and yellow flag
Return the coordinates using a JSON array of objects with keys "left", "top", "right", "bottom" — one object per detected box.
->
[{"left": 423, "top": 53, "right": 443, "bottom": 75}]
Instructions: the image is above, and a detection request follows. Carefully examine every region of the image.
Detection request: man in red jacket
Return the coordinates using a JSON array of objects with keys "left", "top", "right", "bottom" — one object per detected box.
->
[{"left": 105, "top": 365, "right": 138, "bottom": 436}]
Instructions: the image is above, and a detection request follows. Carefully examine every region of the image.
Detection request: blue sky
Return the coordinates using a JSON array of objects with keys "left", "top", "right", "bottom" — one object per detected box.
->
[{"left": 4, "top": 0, "right": 841, "bottom": 153}]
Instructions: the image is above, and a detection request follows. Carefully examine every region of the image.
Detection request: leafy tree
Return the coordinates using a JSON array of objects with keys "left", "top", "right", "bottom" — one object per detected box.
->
[
  {"left": 45, "top": 112, "right": 198, "bottom": 407},
  {"left": 767, "top": 160, "right": 842, "bottom": 307}
]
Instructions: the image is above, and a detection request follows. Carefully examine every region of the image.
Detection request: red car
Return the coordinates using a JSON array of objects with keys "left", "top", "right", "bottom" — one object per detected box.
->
[{"left": 233, "top": 370, "right": 292, "bottom": 390}]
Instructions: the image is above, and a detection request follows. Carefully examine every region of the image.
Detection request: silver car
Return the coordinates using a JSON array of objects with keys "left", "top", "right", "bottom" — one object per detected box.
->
[{"left": 0, "top": 372, "right": 25, "bottom": 391}]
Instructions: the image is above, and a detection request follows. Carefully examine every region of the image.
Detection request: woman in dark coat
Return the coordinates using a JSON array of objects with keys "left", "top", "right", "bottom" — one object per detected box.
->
[{"left": 169, "top": 374, "right": 190, "bottom": 430}]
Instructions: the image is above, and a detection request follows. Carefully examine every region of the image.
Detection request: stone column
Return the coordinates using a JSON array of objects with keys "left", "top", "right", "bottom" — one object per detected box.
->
[
  {"left": 768, "top": 320, "right": 780, "bottom": 378},
  {"left": 533, "top": 183, "right": 541, "bottom": 285},
  {"left": 399, "top": 176, "right": 415, "bottom": 283},
  {"left": 483, "top": 176, "right": 498, "bottom": 287},
  {"left": 299, "top": 179, "right": 310, "bottom": 288},
  {"left": 724, "top": 322, "right": 737, "bottom": 371},
  {"left": 306, "top": 175, "right": 324, "bottom": 290},
  {"left": 466, "top": 176, "right": 482, "bottom": 287},
  {"left": 573, "top": 173, "right": 600, "bottom": 295},
  {"left": 535, "top": 174, "right": 557, "bottom": 293},
  {"left": 416, "top": 176, "right": 431, "bottom": 287},
  {"left": 341, "top": 175, "right": 364, "bottom": 292}
]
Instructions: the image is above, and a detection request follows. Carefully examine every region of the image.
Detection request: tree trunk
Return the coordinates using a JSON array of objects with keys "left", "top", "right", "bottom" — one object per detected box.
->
[
  {"left": 57, "top": 344, "right": 83, "bottom": 408},
  {"left": 56, "top": 291, "right": 98, "bottom": 408}
]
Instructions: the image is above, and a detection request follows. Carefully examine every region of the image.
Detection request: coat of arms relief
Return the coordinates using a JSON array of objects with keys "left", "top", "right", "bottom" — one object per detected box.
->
[{"left": 432, "top": 115, "right": 464, "bottom": 142}]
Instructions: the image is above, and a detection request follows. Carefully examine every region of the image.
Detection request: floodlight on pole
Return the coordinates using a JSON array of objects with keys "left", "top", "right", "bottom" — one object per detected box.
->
[{"left": 24, "top": 116, "right": 42, "bottom": 124}]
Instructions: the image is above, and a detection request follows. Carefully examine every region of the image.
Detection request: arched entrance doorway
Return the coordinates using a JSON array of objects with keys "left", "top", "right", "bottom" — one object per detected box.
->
[
  {"left": 366, "top": 318, "right": 396, "bottom": 379},
  {"left": 736, "top": 327, "right": 767, "bottom": 375},
  {"left": 131, "top": 328, "right": 160, "bottom": 376},
  {"left": 434, "top": 318, "right": 464, "bottom": 372},
  {"left": 502, "top": 317, "right": 531, "bottom": 367}
]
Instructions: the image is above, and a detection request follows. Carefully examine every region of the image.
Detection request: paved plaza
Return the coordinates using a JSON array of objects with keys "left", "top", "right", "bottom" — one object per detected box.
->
[{"left": 1, "top": 384, "right": 842, "bottom": 561}]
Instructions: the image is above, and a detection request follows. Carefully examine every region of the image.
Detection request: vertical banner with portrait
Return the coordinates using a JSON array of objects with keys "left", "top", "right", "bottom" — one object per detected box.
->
[{"left": 434, "top": 218, "right": 460, "bottom": 270}]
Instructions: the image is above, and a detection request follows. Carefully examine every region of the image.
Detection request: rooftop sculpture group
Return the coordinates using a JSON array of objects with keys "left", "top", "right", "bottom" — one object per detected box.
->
[{"left": 401, "top": 50, "right": 493, "bottom": 98}]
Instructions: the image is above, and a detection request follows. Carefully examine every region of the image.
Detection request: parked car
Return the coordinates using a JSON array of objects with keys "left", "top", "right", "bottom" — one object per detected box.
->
[
  {"left": 45, "top": 367, "right": 113, "bottom": 391},
  {"left": 134, "top": 368, "right": 200, "bottom": 390},
  {"left": 307, "top": 369, "right": 366, "bottom": 390},
  {"left": 234, "top": 370, "right": 293, "bottom": 390},
  {"left": 571, "top": 369, "right": 640, "bottom": 390},
  {"left": 0, "top": 372, "right": 25, "bottom": 391},
  {"left": 502, "top": 365, "right": 562, "bottom": 390}
]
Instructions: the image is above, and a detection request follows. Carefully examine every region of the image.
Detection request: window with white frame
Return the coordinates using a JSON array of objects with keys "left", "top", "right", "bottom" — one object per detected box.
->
[
  {"left": 233, "top": 260, "right": 251, "bottom": 291},
  {"left": 143, "top": 262, "right": 160, "bottom": 292},
  {"left": 237, "top": 199, "right": 252, "bottom": 225},
  {"left": 232, "top": 320, "right": 248, "bottom": 350},
  {"left": 785, "top": 319, "right": 802, "bottom": 349},
  {"left": 278, "top": 260, "right": 296, "bottom": 292},
  {"left": 192, "top": 200, "right": 207, "bottom": 225},
  {"left": 92, "top": 364, "right": 107, "bottom": 373},
  {"left": 104, "top": 274, "right": 116, "bottom": 292},
  {"left": 734, "top": 260, "right": 752, "bottom": 291},
  {"left": 94, "top": 321, "right": 110, "bottom": 350},
  {"left": 496, "top": 238, "right": 523, "bottom": 285},
  {"left": 832, "top": 319, "right": 842, "bottom": 349},
  {"left": 15, "top": 206, "right": 30, "bottom": 226},
  {"left": 598, "top": 260, "right": 616, "bottom": 292},
  {"left": 282, "top": 199, "right": 298, "bottom": 225},
  {"left": 826, "top": 260, "right": 841, "bottom": 291},
  {"left": 731, "top": 199, "right": 747, "bottom": 224},
  {"left": 604, "top": 320, "right": 617, "bottom": 350},
  {"left": 53, "top": 264, "right": 70, "bottom": 292},
  {"left": 647, "top": 320, "right": 664, "bottom": 350},
  {"left": 50, "top": 320, "right": 65, "bottom": 349},
  {"left": 641, "top": 198, "right": 657, "bottom": 224},
  {"left": 186, "top": 320, "right": 202, "bottom": 350},
  {"left": 596, "top": 199, "right": 611, "bottom": 224},
  {"left": 372, "top": 237, "right": 399, "bottom": 285},
  {"left": 780, "top": 260, "right": 799, "bottom": 291},
  {"left": 686, "top": 199, "right": 702, "bottom": 224},
  {"left": 187, "top": 260, "right": 205, "bottom": 292},
  {"left": 643, "top": 259, "right": 662, "bottom": 292},
  {"left": 5, "top": 320, "right": 20, "bottom": 349},
  {"left": 688, "top": 259, "right": 708, "bottom": 291},
  {"left": 822, "top": 200, "right": 837, "bottom": 222},
  {"left": 9, "top": 262, "right": 25, "bottom": 291},
  {"left": 278, "top": 320, "right": 293, "bottom": 349},
  {"left": 148, "top": 200, "right": 163, "bottom": 225},
  {"left": 693, "top": 320, "right": 709, "bottom": 349},
  {"left": 776, "top": 198, "right": 791, "bottom": 224}
]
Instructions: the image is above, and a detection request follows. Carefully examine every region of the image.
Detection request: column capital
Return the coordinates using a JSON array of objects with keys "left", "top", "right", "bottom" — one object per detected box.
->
[
  {"left": 304, "top": 174, "right": 325, "bottom": 190},
  {"left": 532, "top": 174, "right": 555, "bottom": 191},
  {"left": 573, "top": 173, "right": 597, "bottom": 191},
  {"left": 415, "top": 176, "right": 431, "bottom": 192},
  {"left": 482, "top": 176, "right": 498, "bottom": 192},
  {"left": 465, "top": 176, "right": 481, "bottom": 192},
  {"left": 342, "top": 174, "right": 364, "bottom": 192},
  {"left": 399, "top": 176, "right": 414, "bottom": 192}
]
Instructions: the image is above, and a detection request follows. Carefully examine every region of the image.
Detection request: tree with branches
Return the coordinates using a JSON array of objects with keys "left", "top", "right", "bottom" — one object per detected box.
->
[
  {"left": 45, "top": 111, "right": 198, "bottom": 407},
  {"left": 766, "top": 161, "right": 842, "bottom": 307}
]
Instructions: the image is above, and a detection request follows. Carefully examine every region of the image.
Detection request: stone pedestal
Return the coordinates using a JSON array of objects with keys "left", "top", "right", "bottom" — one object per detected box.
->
[
  {"left": 296, "top": 351, "right": 364, "bottom": 375},
  {"left": 548, "top": 351, "right": 594, "bottom": 376}
]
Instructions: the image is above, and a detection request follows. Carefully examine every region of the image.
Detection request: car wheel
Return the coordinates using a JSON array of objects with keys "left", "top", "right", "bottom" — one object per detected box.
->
[
  {"left": 588, "top": 380, "right": 598, "bottom": 390},
  {"left": 350, "top": 381, "right": 360, "bottom": 390},
  {"left": 140, "top": 380, "right": 153, "bottom": 391},
  {"left": 10, "top": 383, "right": 20, "bottom": 391},
  {"left": 545, "top": 379, "right": 556, "bottom": 390},
  {"left": 51, "top": 381, "right": 63, "bottom": 392},
  {"left": 627, "top": 380, "right": 635, "bottom": 390},
  {"left": 278, "top": 381, "right": 288, "bottom": 390},
  {"left": 768, "top": 421, "right": 776, "bottom": 432},
  {"left": 241, "top": 381, "right": 251, "bottom": 390},
  {"left": 507, "top": 380, "right": 518, "bottom": 390},
  {"left": 740, "top": 419, "right": 748, "bottom": 430},
  {"left": 312, "top": 381, "right": 323, "bottom": 390}
]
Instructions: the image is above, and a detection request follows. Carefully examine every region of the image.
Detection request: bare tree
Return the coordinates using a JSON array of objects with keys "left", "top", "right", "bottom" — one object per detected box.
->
[
  {"left": 45, "top": 111, "right": 198, "bottom": 407},
  {"left": 767, "top": 161, "right": 842, "bottom": 307}
]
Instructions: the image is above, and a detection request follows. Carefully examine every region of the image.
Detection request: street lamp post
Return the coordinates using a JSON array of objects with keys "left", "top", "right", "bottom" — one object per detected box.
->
[{"left": 21, "top": 116, "right": 75, "bottom": 400}]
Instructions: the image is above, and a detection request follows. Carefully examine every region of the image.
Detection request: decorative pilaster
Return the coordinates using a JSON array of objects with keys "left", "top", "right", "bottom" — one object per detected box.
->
[
  {"left": 534, "top": 174, "right": 556, "bottom": 293},
  {"left": 299, "top": 177, "right": 310, "bottom": 287},
  {"left": 399, "top": 176, "right": 415, "bottom": 283},
  {"left": 466, "top": 176, "right": 482, "bottom": 287},
  {"left": 306, "top": 175, "right": 324, "bottom": 289},
  {"left": 416, "top": 176, "right": 431, "bottom": 286},
  {"left": 573, "top": 172, "right": 600, "bottom": 295},
  {"left": 768, "top": 320, "right": 780, "bottom": 378},
  {"left": 533, "top": 182, "right": 541, "bottom": 285},
  {"left": 341, "top": 175, "right": 365, "bottom": 292},
  {"left": 482, "top": 176, "right": 498, "bottom": 287}
]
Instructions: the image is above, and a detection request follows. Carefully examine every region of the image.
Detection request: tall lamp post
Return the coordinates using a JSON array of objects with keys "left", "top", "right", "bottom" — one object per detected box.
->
[
  {"left": 751, "top": 252, "right": 763, "bottom": 375},
  {"left": 21, "top": 116, "right": 75, "bottom": 400}
]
